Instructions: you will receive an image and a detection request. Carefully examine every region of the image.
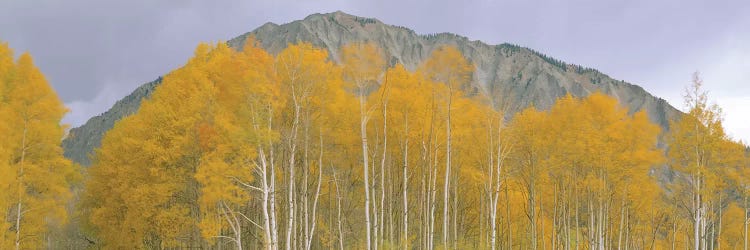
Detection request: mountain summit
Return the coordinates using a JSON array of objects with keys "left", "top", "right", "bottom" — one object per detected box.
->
[{"left": 62, "top": 11, "right": 680, "bottom": 166}]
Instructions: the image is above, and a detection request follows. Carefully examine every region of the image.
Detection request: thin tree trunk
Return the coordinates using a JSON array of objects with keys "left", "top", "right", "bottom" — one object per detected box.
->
[
  {"left": 332, "top": 168, "right": 344, "bottom": 250},
  {"left": 259, "top": 147, "right": 273, "bottom": 250},
  {"left": 360, "top": 91, "right": 373, "bottom": 250},
  {"left": 717, "top": 194, "right": 722, "bottom": 250},
  {"left": 388, "top": 160, "right": 398, "bottom": 246},
  {"left": 403, "top": 119, "right": 410, "bottom": 250},
  {"left": 303, "top": 111, "right": 310, "bottom": 250},
  {"left": 618, "top": 193, "right": 626, "bottom": 250},
  {"left": 372, "top": 152, "right": 379, "bottom": 250},
  {"left": 251, "top": 107, "right": 274, "bottom": 249},
  {"left": 221, "top": 201, "right": 243, "bottom": 250},
  {"left": 453, "top": 179, "right": 458, "bottom": 248},
  {"left": 589, "top": 192, "right": 596, "bottom": 249},
  {"left": 694, "top": 173, "right": 701, "bottom": 250},
  {"left": 420, "top": 141, "right": 428, "bottom": 250},
  {"left": 507, "top": 180, "right": 513, "bottom": 250},
  {"left": 489, "top": 120, "right": 498, "bottom": 250},
  {"left": 389, "top": 161, "right": 395, "bottom": 247},
  {"left": 566, "top": 186, "right": 572, "bottom": 250},
  {"left": 443, "top": 92, "right": 452, "bottom": 249},
  {"left": 419, "top": 141, "right": 429, "bottom": 249},
  {"left": 531, "top": 176, "right": 538, "bottom": 250},
  {"left": 624, "top": 207, "right": 629, "bottom": 250},
  {"left": 304, "top": 135, "right": 323, "bottom": 250},
  {"left": 672, "top": 221, "right": 677, "bottom": 250},
  {"left": 541, "top": 190, "right": 546, "bottom": 250},
  {"left": 286, "top": 94, "right": 301, "bottom": 250},
  {"left": 270, "top": 138, "right": 279, "bottom": 249},
  {"left": 552, "top": 185, "right": 558, "bottom": 250},
  {"left": 744, "top": 194, "right": 748, "bottom": 250},
  {"left": 380, "top": 93, "right": 388, "bottom": 249},
  {"left": 708, "top": 217, "right": 716, "bottom": 250},
  {"left": 430, "top": 149, "right": 439, "bottom": 250},
  {"left": 573, "top": 184, "right": 581, "bottom": 250},
  {"left": 14, "top": 123, "right": 27, "bottom": 250}
]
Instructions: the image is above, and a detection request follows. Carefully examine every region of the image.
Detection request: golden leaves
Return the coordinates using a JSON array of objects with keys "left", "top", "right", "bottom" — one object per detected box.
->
[{"left": 0, "top": 41, "right": 78, "bottom": 249}]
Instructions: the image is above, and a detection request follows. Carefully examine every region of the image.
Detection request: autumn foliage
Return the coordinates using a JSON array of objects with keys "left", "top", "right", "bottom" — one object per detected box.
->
[
  {"left": 0, "top": 42, "right": 79, "bottom": 249},
  {"left": 1, "top": 39, "right": 747, "bottom": 250}
]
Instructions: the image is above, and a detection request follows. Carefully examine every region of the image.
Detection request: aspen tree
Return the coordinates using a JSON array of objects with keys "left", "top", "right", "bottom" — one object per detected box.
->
[
  {"left": 0, "top": 42, "right": 78, "bottom": 249},
  {"left": 668, "top": 73, "right": 730, "bottom": 250},
  {"left": 275, "top": 42, "right": 333, "bottom": 250},
  {"left": 419, "top": 46, "right": 472, "bottom": 248},
  {"left": 341, "top": 42, "right": 386, "bottom": 250}
]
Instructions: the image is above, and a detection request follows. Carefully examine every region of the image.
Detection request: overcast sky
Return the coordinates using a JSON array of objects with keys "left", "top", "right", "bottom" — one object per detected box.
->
[{"left": 0, "top": 0, "right": 747, "bottom": 142}]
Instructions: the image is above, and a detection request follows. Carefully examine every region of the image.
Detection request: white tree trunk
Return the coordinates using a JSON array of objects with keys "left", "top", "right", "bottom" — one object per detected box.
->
[
  {"left": 403, "top": 118, "right": 410, "bottom": 250},
  {"left": 371, "top": 152, "right": 379, "bottom": 250},
  {"left": 552, "top": 186, "right": 558, "bottom": 250},
  {"left": 420, "top": 141, "right": 428, "bottom": 250},
  {"left": 14, "top": 123, "right": 27, "bottom": 250},
  {"left": 253, "top": 105, "right": 276, "bottom": 249},
  {"left": 359, "top": 91, "right": 373, "bottom": 250},
  {"left": 744, "top": 194, "right": 748, "bottom": 250},
  {"left": 220, "top": 201, "right": 243, "bottom": 250},
  {"left": 443, "top": 94, "right": 452, "bottom": 248},
  {"left": 717, "top": 194, "right": 722, "bottom": 250},
  {"left": 380, "top": 96, "right": 388, "bottom": 249},
  {"left": 331, "top": 168, "right": 345, "bottom": 250},
  {"left": 303, "top": 115, "right": 310, "bottom": 250},
  {"left": 530, "top": 178, "right": 538, "bottom": 250},
  {"left": 507, "top": 180, "right": 513, "bottom": 250},
  {"left": 489, "top": 171, "right": 499, "bottom": 250},
  {"left": 305, "top": 136, "right": 324, "bottom": 250},
  {"left": 488, "top": 125, "right": 496, "bottom": 250},
  {"left": 489, "top": 118, "right": 508, "bottom": 250},
  {"left": 693, "top": 173, "right": 702, "bottom": 250},
  {"left": 258, "top": 148, "right": 273, "bottom": 250},
  {"left": 270, "top": 141, "right": 279, "bottom": 249},
  {"left": 286, "top": 94, "right": 301, "bottom": 250},
  {"left": 672, "top": 221, "right": 677, "bottom": 250}
]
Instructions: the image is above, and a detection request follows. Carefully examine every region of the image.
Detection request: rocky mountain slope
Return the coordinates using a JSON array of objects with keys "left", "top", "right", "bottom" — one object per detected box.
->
[
  {"left": 62, "top": 11, "right": 681, "bottom": 166},
  {"left": 62, "top": 78, "right": 161, "bottom": 166}
]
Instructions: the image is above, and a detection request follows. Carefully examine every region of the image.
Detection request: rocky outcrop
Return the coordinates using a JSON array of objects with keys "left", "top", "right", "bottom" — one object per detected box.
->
[
  {"left": 62, "top": 78, "right": 161, "bottom": 166},
  {"left": 62, "top": 11, "right": 681, "bottom": 166}
]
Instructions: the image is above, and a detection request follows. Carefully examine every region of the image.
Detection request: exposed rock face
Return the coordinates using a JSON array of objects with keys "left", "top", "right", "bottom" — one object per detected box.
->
[
  {"left": 62, "top": 78, "right": 161, "bottom": 166},
  {"left": 62, "top": 11, "right": 681, "bottom": 166}
]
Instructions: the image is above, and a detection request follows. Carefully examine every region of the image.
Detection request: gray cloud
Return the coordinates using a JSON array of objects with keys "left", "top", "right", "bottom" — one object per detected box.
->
[{"left": 1, "top": 0, "right": 747, "bottom": 141}]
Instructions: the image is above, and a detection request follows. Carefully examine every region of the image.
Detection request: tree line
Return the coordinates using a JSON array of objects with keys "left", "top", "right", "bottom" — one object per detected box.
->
[{"left": 1, "top": 39, "right": 748, "bottom": 249}]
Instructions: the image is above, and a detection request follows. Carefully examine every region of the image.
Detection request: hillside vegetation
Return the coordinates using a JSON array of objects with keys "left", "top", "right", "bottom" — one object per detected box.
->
[{"left": 0, "top": 37, "right": 747, "bottom": 249}]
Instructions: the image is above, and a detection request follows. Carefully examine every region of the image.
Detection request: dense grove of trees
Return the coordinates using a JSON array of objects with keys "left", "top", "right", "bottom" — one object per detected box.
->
[{"left": 1, "top": 39, "right": 749, "bottom": 249}]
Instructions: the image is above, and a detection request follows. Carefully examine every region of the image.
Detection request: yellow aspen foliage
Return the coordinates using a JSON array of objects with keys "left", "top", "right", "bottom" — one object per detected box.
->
[
  {"left": 418, "top": 45, "right": 472, "bottom": 93},
  {"left": 341, "top": 42, "right": 387, "bottom": 250},
  {"left": 193, "top": 41, "right": 261, "bottom": 245},
  {"left": 0, "top": 43, "right": 13, "bottom": 222},
  {"left": 419, "top": 45, "right": 475, "bottom": 248},
  {"left": 71, "top": 40, "right": 747, "bottom": 250},
  {"left": 503, "top": 92, "right": 663, "bottom": 249},
  {"left": 341, "top": 42, "right": 386, "bottom": 93},
  {"left": 719, "top": 203, "right": 747, "bottom": 248},
  {"left": 0, "top": 42, "right": 79, "bottom": 249},
  {"left": 84, "top": 43, "right": 221, "bottom": 248},
  {"left": 666, "top": 74, "right": 741, "bottom": 250},
  {"left": 451, "top": 96, "right": 496, "bottom": 183}
]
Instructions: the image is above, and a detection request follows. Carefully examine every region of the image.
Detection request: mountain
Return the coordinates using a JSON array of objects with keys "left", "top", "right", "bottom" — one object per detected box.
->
[
  {"left": 62, "top": 11, "right": 681, "bottom": 166},
  {"left": 62, "top": 78, "right": 161, "bottom": 166}
]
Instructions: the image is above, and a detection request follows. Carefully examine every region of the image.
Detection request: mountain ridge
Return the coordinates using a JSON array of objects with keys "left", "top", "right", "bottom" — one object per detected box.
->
[{"left": 62, "top": 11, "right": 681, "bottom": 166}]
